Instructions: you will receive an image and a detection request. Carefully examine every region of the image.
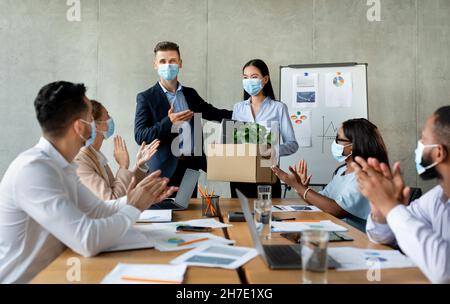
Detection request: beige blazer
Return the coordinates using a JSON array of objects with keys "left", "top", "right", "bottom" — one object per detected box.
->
[{"left": 74, "top": 146, "right": 133, "bottom": 201}]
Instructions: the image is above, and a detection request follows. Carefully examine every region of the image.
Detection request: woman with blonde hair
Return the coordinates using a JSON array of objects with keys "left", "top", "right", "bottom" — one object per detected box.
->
[{"left": 75, "top": 99, "right": 159, "bottom": 200}]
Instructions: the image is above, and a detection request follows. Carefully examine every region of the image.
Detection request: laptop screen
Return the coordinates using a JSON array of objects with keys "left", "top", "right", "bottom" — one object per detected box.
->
[
  {"left": 236, "top": 190, "right": 267, "bottom": 262},
  {"left": 175, "top": 168, "right": 200, "bottom": 208}
]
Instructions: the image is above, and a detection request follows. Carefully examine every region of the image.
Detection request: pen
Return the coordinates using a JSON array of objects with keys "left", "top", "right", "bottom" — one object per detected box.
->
[
  {"left": 120, "top": 276, "right": 182, "bottom": 284},
  {"left": 284, "top": 220, "right": 321, "bottom": 223},
  {"left": 274, "top": 206, "right": 283, "bottom": 210},
  {"left": 176, "top": 237, "right": 209, "bottom": 247}
]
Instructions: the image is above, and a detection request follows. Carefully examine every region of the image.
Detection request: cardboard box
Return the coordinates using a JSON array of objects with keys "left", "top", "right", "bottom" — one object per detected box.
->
[{"left": 206, "top": 144, "right": 277, "bottom": 183}]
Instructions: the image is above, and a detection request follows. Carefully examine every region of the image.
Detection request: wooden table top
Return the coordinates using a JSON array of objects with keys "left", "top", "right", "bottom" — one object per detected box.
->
[
  {"left": 219, "top": 197, "right": 428, "bottom": 284},
  {"left": 31, "top": 201, "right": 240, "bottom": 284},
  {"left": 31, "top": 198, "right": 428, "bottom": 284}
]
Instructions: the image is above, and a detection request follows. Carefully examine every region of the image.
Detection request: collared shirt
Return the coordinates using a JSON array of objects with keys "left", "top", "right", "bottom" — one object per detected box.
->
[
  {"left": 366, "top": 185, "right": 450, "bottom": 283},
  {"left": 158, "top": 81, "right": 189, "bottom": 113},
  {"left": 319, "top": 166, "right": 371, "bottom": 231},
  {"left": 159, "top": 82, "right": 193, "bottom": 153},
  {"left": 232, "top": 97, "right": 299, "bottom": 157},
  {"left": 0, "top": 137, "right": 140, "bottom": 283}
]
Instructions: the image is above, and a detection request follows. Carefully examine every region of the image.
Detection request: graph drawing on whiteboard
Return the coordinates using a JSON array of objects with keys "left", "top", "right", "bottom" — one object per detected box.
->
[{"left": 317, "top": 116, "right": 339, "bottom": 153}]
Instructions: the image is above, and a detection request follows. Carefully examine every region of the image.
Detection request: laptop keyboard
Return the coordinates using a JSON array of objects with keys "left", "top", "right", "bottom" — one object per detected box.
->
[
  {"left": 264, "top": 245, "right": 302, "bottom": 265},
  {"left": 149, "top": 200, "right": 178, "bottom": 210},
  {"left": 264, "top": 245, "right": 340, "bottom": 269}
]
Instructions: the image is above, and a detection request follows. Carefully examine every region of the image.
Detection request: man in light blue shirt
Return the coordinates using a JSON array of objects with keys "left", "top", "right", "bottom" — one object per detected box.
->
[{"left": 134, "top": 41, "right": 232, "bottom": 191}]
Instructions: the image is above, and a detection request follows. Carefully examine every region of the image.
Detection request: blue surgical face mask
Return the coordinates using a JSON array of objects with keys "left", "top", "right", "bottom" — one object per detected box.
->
[
  {"left": 158, "top": 64, "right": 179, "bottom": 81},
  {"left": 243, "top": 78, "right": 263, "bottom": 96},
  {"left": 80, "top": 119, "right": 96, "bottom": 147},
  {"left": 99, "top": 118, "right": 115, "bottom": 140},
  {"left": 331, "top": 140, "right": 352, "bottom": 162},
  {"left": 415, "top": 140, "right": 440, "bottom": 175}
]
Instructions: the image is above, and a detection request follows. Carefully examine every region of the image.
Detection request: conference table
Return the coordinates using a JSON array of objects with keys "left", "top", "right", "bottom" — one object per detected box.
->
[{"left": 31, "top": 198, "right": 429, "bottom": 284}]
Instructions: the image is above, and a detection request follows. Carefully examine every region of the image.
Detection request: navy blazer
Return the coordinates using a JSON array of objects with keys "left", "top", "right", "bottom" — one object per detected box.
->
[{"left": 134, "top": 82, "right": 232, "bottom": 178}]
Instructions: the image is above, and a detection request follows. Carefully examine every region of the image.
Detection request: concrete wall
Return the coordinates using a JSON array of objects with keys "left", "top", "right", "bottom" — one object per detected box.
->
[{"left": 1, "top": 0, "right": 449, "bottom": 197}]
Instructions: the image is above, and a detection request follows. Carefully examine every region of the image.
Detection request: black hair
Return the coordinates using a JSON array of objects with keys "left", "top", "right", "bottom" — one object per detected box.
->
[
  {"left": 242, "top": 59, "right": 276, "bottom": 101},
  {"left": 433, "top": 106, "right": 450, "bottom": 149},
  {"left": 342, "top": 118, "right": 389, "bottom": 165},
  {"left": 34, "top": 81, "right": 88, "bottom": 137},
  {"left": 154, "top": 41, "right": 180, "bottom": 57}
]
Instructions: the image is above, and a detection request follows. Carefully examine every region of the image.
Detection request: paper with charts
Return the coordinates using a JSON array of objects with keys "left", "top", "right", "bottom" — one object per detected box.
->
[
  {"left": 325, "top": 72, "right": 353, "bottom": 107},
  {"left": 292, "top": 72, "right": 318, "bottom": 108},
  {"left": 101, "top": 263, "right": 187, "bottom": 284},
  {"left": 170, "top": 244, "right": 258, "bottom": 270},
  {"left": 289, "top": 110, "right": 312, "bottom": 147},
  {"left": 147, "top": 230, "right": 234, "bottom": 252},
  {"left": 271, "top": 220, "right": 348, "bottom": 232},
  {"left": 327, "top": 247, "right": 416, "bottom": 271}
]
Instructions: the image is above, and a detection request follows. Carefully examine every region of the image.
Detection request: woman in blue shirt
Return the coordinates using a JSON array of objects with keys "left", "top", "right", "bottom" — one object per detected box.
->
[
  {"left": 230, "top": 59, "right": 299, "bottom": 198},
  {"left": 272, "top": 118, "right": 389, "bottom": 231}
]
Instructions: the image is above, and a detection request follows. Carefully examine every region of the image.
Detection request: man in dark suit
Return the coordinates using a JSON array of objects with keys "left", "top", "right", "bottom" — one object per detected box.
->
[{"left": 134, "top": 41, "right": 232, "bottom": 192}]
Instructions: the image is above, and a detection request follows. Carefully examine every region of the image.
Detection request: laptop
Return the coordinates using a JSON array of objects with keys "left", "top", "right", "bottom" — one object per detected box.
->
[
  {"left": 149, "top": 168, "right": 200, "bottom": 210},
  {"left": 236, "top": 190, "right": 340, "bottom": 270}
]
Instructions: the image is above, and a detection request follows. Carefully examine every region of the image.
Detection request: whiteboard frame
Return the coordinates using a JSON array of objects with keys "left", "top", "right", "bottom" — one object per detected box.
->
[{"left": 278, "top": 62, "right": 369, "bottom": 187}]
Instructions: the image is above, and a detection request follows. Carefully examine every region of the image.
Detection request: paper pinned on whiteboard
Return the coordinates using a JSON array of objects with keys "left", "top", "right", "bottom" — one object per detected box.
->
[
  {"left": 292, "top": 72, "right": 318, "bottom": 108},
  {"left": 289, "top": 110, "right": 312, "bottom": 147},
  {"left": 325, "top": 72, "right": 353, "bottom": 108}
]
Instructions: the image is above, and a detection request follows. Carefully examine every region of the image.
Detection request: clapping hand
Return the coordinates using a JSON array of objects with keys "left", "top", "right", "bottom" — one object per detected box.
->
[
  {"left": 136, "top": 139, "right": 160, "bottom": 169},
  {"left": 126, "top": 170, "right": 178, "bottom": 211},
  {"left": 350, "top": 157, "right": 411, "bottom": 220},
  {"left": 114, "top": 135, "right": 130, "bottom": 170},
  {"left": 271, "top": 165, "right": 306, "bottom": 194},
  {"left": 290, "top": 159, "right": 312, "bottom": 187}
]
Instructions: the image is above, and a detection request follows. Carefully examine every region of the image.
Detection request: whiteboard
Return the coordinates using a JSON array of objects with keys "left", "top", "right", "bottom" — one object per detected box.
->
[{"left": 279, "top": 63, "right": 368, "bottom": 185}]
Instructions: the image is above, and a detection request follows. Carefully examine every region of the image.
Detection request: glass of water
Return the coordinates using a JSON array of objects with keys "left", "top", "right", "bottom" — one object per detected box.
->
[
  {"left": 254, "top": 185, "right": 272, "bottom": 240},
  {"left": 257, "top": 185, "right": 272, "bottom": 201},
  {"left": 301, "top": 230, "right": 329, "bottom": 284}
]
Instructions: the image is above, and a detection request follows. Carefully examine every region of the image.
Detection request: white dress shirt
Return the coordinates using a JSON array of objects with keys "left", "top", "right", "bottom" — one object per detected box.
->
[
  {"left": 366, "top": 185, "right": 450, "bottom": 283},
  {"left": 0, "top": 137, "right": 141, "bottom": 283}
]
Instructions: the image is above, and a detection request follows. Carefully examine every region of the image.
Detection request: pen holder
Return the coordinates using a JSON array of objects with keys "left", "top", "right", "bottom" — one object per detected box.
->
[{"left": 202, "top": 195, "right": 220, "bottom": 217}]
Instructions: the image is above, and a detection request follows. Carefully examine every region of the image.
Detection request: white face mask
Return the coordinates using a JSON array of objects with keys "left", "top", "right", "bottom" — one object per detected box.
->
[
  {"left": 78, "top": 119, "right": 96, "bottom": 147},
  {"left": 331, "top": 140, "right": 352, "bottom": 162},
  {"left": 415, "top": 140, "right": 440, "bottom": 175}
]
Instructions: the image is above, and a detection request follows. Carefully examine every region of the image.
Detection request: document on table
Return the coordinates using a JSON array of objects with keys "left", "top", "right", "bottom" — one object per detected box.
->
[
  {"left": 101, "top": 263, "right": 187, "bottom": 284},
  {"left": 271, "top": 220, "right": 348, "bottom": 232},
  {"left": 170, "top": 244, "right": 258, "bottom": 270},
  {"left": 147, "top": 230, "right": 235, "bottom": 252},
  {"left": 271, "top": 205, "right": 321, "bottom": 212},
  {"left": 137, "top": 210, "right": 172, "bottom": 223},
  {"left": 102, "top": 229, "right": 154, "bottom": 252},
  {"left": 327, "top": 247, "right": 416, "bottom": 271},
  {"left": 149, "top": 219, "right": 232, "bottom": 232}
]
